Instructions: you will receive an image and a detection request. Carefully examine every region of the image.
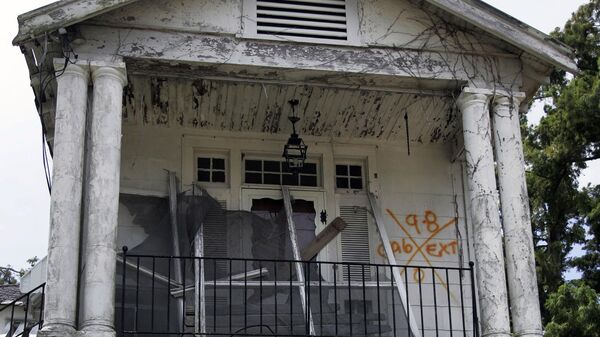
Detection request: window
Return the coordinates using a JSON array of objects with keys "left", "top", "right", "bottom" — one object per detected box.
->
[
  {"left": 335, "top": 164, "right": 363, "bottom": 190},
  {"left": 242, "top": 0, "right": 359, "bottom": 45},
  {"left": 244, "top": 159, "right": 319, "bottom": 187},
  {"left": 197, "top": 156, "right": 227, "bottom": 183}
]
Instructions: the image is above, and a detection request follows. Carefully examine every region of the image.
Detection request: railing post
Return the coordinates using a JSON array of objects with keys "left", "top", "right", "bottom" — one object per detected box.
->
[
  {"left": 121, "top": 246, "right": 127, "bottom": 336},
  {"left": 40, "top": 284, "right": 45, "bottom": 328},
  {"left": 469, "top": 262, "right": 479, "bottom": 337}
]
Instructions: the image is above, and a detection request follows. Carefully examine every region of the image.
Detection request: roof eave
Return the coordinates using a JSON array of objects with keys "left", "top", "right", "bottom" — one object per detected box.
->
[
  {"left": 423, "top": 0, "right": 578, "bottom": 73},
  {"left": 12, "top": 0, "right": 140, "bottom": 46}
]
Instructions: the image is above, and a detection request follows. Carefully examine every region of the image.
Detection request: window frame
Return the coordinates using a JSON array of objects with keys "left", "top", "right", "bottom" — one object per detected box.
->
[
  {"left": 242, "top": 155, "right": 322, "bottom": 189},
  {"left": 194, "top": 152, "right": 229, "bottom": 187},
  {"left": 334, "top": 161, "right": 366, "bottom": 193}
]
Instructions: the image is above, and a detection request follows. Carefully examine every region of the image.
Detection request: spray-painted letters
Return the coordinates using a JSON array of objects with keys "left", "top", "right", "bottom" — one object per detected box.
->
[
  {"left": 377, "top": 210, "right": 458, "bottom": 259},
  {"left": 379, "top": 210, "right": 458, "bottom": 284}
]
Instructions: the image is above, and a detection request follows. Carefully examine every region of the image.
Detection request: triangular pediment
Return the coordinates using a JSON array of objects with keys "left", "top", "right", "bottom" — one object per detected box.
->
[{"left": 14, "top": 0, "right": 575, "bottom": 73}]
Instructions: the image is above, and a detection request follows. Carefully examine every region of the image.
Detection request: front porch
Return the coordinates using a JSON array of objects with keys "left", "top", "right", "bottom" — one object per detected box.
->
[
  {"left": 34, "top": 58, "right": 511, "bottom": 337},
  {"left": 117, "top": 252, "right": 477, "bottom": 337}
]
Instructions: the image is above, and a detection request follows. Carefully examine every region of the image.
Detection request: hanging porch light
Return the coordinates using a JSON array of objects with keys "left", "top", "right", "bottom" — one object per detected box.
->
[{"left": 282, "top": 99, "right": 307, "bottom": 173}]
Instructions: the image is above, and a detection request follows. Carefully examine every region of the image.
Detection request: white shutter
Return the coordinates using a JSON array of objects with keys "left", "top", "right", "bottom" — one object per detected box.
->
[
  {"left": 204, "top": 200, "right": 228, "bottom": 275},
  {"left": 256, "top": 0, "right": 348, "bottom": 41},
  {"left": 339, "top": 205, "right": 371, "bottom": 281}
]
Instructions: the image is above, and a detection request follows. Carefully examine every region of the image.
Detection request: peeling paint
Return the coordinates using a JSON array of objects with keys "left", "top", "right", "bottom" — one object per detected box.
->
[{"left": 122, "top": 75, "right": 457, "bottom": 143}]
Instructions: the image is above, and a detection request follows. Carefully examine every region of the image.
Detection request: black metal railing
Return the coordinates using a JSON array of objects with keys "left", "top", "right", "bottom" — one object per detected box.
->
[
  {"left": 0, "top": 283, "right": 45, "bottom": 337},
  {"left": 118, "top": 249, "right": 478, "bottom": 337}
]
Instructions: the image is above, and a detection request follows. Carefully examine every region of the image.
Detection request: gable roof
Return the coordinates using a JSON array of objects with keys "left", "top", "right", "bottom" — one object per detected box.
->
[
  {"left": 425, "top": 0, "right": 576, "bottom": 73},
  {"left": 12, "top": 0, "right": 577, "bottom": 73},
  {"left": 12, "top": 0, "right": 138, "bottom": 45}
]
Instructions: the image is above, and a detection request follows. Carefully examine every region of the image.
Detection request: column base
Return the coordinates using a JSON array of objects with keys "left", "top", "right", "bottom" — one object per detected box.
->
[
  {"left": 514, "top": 330, "right": 543, "bottom": 337},
  {"left": 77, "top": 327, "right": 115, "bottom": 337},
  {"left": 38, "top": 323, "right": 77, "bottom": 337},
  {"left": 481, "top": 332, "right": 512, "bottom": 337}
]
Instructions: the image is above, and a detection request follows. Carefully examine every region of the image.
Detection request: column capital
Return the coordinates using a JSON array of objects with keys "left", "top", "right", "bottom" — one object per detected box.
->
[
  {"left": 493, "top": 91, "right": 526, "bottom": 105},
  {"left": 492, "top": 93, "right": 526, "bottom": 119},
  {"left": 90, "top": 61, "right": 127, "bottom": 87},
  {"left": 456, "top": 89, "right": 491, "bottom": 111},
  {"left": 53, "top": 58, "right": 90, "bottom": 82}
]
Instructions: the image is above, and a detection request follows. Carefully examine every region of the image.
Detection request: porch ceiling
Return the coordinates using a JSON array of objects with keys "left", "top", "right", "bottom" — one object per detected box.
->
[{"left": 124, "top": 74, "right": 459, "bottom": 144}]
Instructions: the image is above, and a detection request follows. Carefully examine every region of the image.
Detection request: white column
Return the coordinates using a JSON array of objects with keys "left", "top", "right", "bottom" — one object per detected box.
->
[
  {"left": 492, "top": 95, "right": 543, "bottom": 337},
  {"left": 457, "top": 89, "right": 511, "bottom": 337},
  {"left": 80, "top": 63, "right": 127, "bottom": 337},
  {"left": 39, "top": 61, "right": 89, "bottom": 337}
]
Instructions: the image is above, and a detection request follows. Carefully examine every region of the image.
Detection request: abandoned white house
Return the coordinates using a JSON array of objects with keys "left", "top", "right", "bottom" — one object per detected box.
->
[{"left": 7, "top": 0, "right": 576, "bottom": 337}]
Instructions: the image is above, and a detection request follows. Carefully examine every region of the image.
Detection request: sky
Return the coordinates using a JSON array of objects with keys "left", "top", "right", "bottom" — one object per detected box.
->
[{"left": 0, "top": 0, "right": 596, "bottom": 272}]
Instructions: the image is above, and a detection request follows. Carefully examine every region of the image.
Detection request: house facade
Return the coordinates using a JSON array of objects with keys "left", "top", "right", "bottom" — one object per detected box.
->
[{"left": 12, "top": 1, "right": 575, "bottom": 337}]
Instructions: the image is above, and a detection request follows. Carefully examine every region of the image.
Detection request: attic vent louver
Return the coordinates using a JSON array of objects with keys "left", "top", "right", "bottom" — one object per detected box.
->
[{"left": 256, "top": 0, "right": 348, "bottom": 41}]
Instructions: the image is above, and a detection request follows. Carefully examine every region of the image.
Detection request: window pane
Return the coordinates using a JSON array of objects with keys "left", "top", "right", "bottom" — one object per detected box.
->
[
  {"left": 245, "top": 160, "right": 262, "bottom": 171},
  {"left": 264, "top": 173, "right": 280, "bottom": 185},
  {"left": 303, "top": 163, "right": 317, "bottom": 174},
  {"left": 198, "top": 157, "right": 210, "bottom": 169},
  {"left": 300, "top": 175, "right": 317, "bottom": 187},
  {"left": 350, "top": 178, "right": 363, "bottom": 189},
  {"left": 282, "top": 162, "right": 291, "bottom": 173},
  {"left": 212, "top": 158, "right": 225, "bottom": 170},
  {"left": 282, "top": 174, "right": 298, "bottom": 186},
  {"left": 198, "top": 170, "right": 210, "bottom": 182},
  {"left": 336, "top": 165, "right": 348, "bottom": 176},
  {"left": 336, "top": 177, "right": 349, "bottom": 189},
  {"left": 212, "top": 171, "right": 225, "bottom": 183},
  {"left": 264, "top": 161, "right": 281, "bottom": 173},
  {"left": 245, "top": 172, "right": 261, "bottom": 184},
  {"left": 349, "top": 165, "right": 362, "bottom": 177}
]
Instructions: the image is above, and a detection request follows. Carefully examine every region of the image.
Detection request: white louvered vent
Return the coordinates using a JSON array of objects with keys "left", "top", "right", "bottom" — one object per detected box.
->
[
  {"left": 340, "top": 205, "right": 371, "bottom": 281},
  {"left": 256, "top": 0, "right": 348, "bottom": 41},
  {"left": 204, "top": 200, "right": 228, "bottom": 276}
]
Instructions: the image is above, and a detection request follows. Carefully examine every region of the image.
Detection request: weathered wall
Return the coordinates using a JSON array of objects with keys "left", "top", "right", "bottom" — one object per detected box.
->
[
  {"left": 93, "top": 0, "right": 512, "bottom": 54},
  {"left": 73, "top": 0, "right": 523, "bottom": 90},
  {"left": 89, "top": 0, "right": 242, "bottom": 35},
  {"left": 117, "top": 119, "right": 474, "bottom": 336},
  {"left": 375, "top": 143, "right": 473, "bottom": 337}
]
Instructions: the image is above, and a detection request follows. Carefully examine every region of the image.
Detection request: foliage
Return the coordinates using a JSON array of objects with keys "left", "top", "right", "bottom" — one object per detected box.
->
[
  {"left": 0, "top": 257, "right": 39, "bottom": 285},
  {"left": 523, "top": 0, "right": 600, "bottom": 321},
  {"left": 571, "top": 185, "right": 600, "bottom": 291},
  {"left": 544, "top": 282, "right": 600, "bottom": 337}
]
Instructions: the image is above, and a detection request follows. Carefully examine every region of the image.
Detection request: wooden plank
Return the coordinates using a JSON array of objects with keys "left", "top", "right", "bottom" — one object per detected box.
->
[
  {"left": 282, "top": 186, "right": 315, "bottom": 335},
  {"left": 167, "top": 172, "right": 184, "bottom": 331},
  {"left": 194, "top": 228, "right": 206, "bottom": 334},
  {"left": 368, "top": 192, "right": 421, "bottom": 337},
  {"left": 301, "top": 217, "right": 346, "bottom": 261}
]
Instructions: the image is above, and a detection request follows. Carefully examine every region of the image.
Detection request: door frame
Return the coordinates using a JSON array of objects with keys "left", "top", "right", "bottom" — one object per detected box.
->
[{"left": 241, "top": 187, "right": 329, "bottom": 262}]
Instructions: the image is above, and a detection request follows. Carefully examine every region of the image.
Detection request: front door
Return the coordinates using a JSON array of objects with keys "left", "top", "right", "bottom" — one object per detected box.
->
[{"left": 241, "top": 188, "right": 328, "bottom": 262}]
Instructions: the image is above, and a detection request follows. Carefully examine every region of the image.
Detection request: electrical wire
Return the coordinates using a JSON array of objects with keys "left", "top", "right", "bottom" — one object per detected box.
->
[
  {"left": 34, "top": 31, "right": 78, "bottom": 194},
  {"left": 37, "top": 34, "right": 52, "bottom": 193},
  {"left": 404, "top": 110, "right": 410, "bottom": 156}
]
